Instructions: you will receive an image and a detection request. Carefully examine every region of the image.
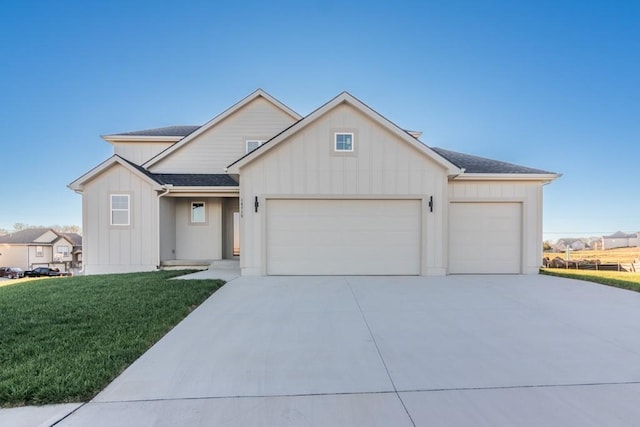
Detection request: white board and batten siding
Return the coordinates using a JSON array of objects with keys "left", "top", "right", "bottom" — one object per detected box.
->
[
  {"left": 148, "top": 97, "right": 298, "bottom": 174},
  {"left": 448, "top": 181, "right": 543, "bottom": 274},
  {"left": 82, "top": 164, "right": 159, "bottom": 274},
  {"left": 239, "top": 103, "right": 449, "bottom": 276},
  {"left": 113, "top": 142, "right": 175, "bottom": 165}
]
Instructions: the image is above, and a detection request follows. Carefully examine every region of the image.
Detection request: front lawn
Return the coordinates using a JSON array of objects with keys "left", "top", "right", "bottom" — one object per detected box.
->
[
  {"left": 0, "top": 271, "right": 224, "bottom": 407},
  {"left": 540, "top": 268, "right": 640, "bottom": 292}
]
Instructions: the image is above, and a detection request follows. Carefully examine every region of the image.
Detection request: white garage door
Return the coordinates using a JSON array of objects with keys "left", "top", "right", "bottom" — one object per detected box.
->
[
  {"left": 449, "top": 202, "right": 522, "bottom": 274},
  {"left": 266, "top": 199, "right": 421, "bottom": 275}
]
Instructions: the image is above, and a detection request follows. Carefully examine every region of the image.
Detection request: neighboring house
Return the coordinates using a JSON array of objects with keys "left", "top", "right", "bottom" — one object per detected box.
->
[
  {"left": 602, "top": 231, "right": 639, "bottom": 250},
  {"left": 69, "top": 89, "right": 559, "bottom": 276},
  {"left": 0, "top": 228, "right": 82, "bottom": 272},
  {"left": 554, "top": 238, "right": 589, "bottom": 252}
]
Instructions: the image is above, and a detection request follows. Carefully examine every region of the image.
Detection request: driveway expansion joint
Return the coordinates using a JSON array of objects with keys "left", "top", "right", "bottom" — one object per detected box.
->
[{"left": 343, "top": 277, "right": 417, "bottom": 427}]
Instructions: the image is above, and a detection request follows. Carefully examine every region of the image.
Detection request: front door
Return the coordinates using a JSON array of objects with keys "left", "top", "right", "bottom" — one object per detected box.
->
[{"left": 222, "top": 198, "right": 240, "bottom": 259}]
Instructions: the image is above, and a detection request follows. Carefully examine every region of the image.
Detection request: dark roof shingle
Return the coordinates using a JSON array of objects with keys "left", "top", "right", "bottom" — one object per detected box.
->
[
  {"left": 110, "top": 125, "right": 201, "bottom": 137},
  {"left": 432, "top": 147, "right": 555, "bottom": 174},
  {"left": 154, "top": 174, "right": 238, "bottom": 187},
  {"left": 0, "top": 228, "right": 52, "bottom": 244}
]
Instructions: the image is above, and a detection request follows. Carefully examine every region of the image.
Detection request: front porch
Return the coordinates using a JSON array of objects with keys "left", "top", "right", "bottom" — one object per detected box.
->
[{"left": 159, "top": 194, "right": 240, "bottom": 268}]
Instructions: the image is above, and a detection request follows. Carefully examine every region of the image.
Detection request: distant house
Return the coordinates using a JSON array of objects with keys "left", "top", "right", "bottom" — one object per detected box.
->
[
  {"left": 601, "top": 231, "right": 639, "bottom": 250},
  {"left": 554, "top": 238, "right": 589, "bottom": 252},
  {"left": 0, "top": 228, "right": 82, "bottom": 272}
]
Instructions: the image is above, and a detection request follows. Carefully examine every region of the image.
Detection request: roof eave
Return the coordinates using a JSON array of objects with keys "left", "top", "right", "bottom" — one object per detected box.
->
[
  {"left": 161, "top": 186, "right": 239, "bottom": 193},
  {"left": 68, "top": 155, "right": 163, "bottom": 192},
  {"left": 102, "top": 135, "right": 183, "bottom": 143},
  {"left": 451, "top": 173, "right": 561, "bottom": 182}
]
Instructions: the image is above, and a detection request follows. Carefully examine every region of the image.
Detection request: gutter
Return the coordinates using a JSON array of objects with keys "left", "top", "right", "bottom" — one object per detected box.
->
[{"left": 449, "top": 168, "right": 466, "bottom": 180}]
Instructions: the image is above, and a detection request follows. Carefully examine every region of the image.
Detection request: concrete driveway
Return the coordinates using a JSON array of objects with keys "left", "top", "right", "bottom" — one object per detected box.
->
[{"left": 53, "top": 275, "right": 640, "bottom": 426}]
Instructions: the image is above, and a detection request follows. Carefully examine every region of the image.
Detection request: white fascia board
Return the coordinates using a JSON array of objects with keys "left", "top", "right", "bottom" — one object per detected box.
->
[
  {"left": 102, "top": 135, "right": 183, "bottom": 143},
  {"left": 68, "top": 156, "right": 163, "bottom": 192},
  {"left": 162, "top": 186, "right": 239, "bottom": 193},
  {"left": 451, "top": 173, "right": 561, "bottom": 183},
  {"left": 161, "top": 187, "right": 240, "bottom": 197}
]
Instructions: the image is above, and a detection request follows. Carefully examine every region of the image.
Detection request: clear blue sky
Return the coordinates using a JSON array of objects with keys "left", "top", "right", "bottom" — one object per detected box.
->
[{"left": 1, "top": 0, "right": 638, "bottom": 241}]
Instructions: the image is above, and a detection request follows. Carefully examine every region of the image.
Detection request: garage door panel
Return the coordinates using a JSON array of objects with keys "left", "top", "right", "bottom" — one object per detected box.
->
[
  {"left": 267, "top": 199, "right": 421, "bottom": 275},
  {"left": 449, "top": 202, "right": 521, "bottom": 274}
]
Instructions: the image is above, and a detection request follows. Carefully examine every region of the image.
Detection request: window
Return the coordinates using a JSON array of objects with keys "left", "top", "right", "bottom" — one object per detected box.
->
[
  {"left": 111, "top": 194, "right": 130, "bottom": 226},
  {"left": 36, "top": 246, "right": 43, "bottom": 257},
  {"left": 335, "top": 133, "right": 354, "bottom": 152},
  {"left": 191, "top": 201, "right": 206, "bottom": 223},
  {"left": 57, "top": 246, "right": 70, "bottom": 257},
  {"left": 246, "top": 140, "right": 263, "bottom": 153}
]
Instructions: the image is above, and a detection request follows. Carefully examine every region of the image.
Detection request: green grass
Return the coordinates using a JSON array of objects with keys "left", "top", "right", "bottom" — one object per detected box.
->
[
  {"left": 540, "top": 268, "right": 640, "bottom": 292},
  {"left": 0, "top": 271, "right": 224, "bottom": 407}
]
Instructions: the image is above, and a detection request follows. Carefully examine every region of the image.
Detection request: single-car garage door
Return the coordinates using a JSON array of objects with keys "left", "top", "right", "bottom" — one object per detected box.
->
[
  {"left": 266, "top": 199, "right": 421, "bottom": 275},
  {"left": 449, "top": 202, "right": 522, "bottom": 274}
]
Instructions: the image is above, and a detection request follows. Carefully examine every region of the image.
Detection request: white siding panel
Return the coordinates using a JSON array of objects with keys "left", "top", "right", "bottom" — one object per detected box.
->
[
  {"left": 149, "top": 97, "right": 297, "bottom": 174},
  {"left": 175, "top": 198, "right": 222, "bottom": 260},
  {"left": 239, "top": 103, "right": 448, "bottom": 276},
  {"left": 449, "top": 202, "right": 522, "bottom": 274},
  {"left": 83, "top": 164, "right": 158, "bottom": 274},
  {"left": 266, "top": 199, "right": 421, "bottom": 275},
  {"left": 113, "top": 142, "right": 174, "bottom": 165}
]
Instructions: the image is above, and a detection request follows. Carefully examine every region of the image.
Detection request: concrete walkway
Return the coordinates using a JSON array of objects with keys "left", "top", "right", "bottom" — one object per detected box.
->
[{"left": 5, "top": 274, "right": 640, "bottom": 426}]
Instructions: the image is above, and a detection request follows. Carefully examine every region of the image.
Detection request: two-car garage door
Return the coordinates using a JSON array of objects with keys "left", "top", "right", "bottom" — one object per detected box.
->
[{"left": 266, "top": 199, "right": 421, "bottom": 275}]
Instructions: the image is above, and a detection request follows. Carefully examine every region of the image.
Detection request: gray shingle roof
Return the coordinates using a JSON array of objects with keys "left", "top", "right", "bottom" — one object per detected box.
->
[
  {"left": 604, "top": 231, "right": 637, "bottom": 238},
  {"left": 0, "top": 228, "right": 54, "bottom": 244},
  {"left": 111, "top": 125, "right": 201, "bottom": 137},
  {"left": 432, "top": 147, "right": 555, "bottom": 174},
  {"left": 154, "top": 174, "right": 238, "bottom": 187},
  {"left": 120, "top": 156, "right": 238, "bottom": 187},
  {"left": 60, "top": 233, "right": 83, "bottom": 247},
  {"left": 0, "top": 228, "right": 83, "bottom": 246}
]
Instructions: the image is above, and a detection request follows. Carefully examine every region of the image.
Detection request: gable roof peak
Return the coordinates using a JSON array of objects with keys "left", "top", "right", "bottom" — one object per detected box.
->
[
  {"left": 228, "top": 91, "right": 461, "bottom": 174},
  {"left": 0, "top": 227, "right": 58, "bottom": 244},
  {"left": 142, "top": 89, "right": 301, "bottom": 168}
]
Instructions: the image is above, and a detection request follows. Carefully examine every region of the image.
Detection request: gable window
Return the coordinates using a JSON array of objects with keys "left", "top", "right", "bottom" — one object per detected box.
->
[
  {"left": 246, "top": 140, "right": 263, "bottom": 153},
  {"left": 335, "top": 133, "right": 354, "bottom": 152},
  {"left": 191, "top": 201, "right": 206, "bottom": 223},
  {"left": 111, "top": 194, "right": 130, "bottom": 226},
  {"left": 36, "top": 246, "right": 43, "bottom": 257}
]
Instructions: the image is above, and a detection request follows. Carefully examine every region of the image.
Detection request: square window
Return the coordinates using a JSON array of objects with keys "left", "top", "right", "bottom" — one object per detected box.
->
[
  {"left": 111, "top": 194, "right": 130, "bottom": 226},
  {"left": 246, "top": 140, "right": 263, "bottom": 153},
  {"left": 191, "top": 202, "right": 206, "bottom": 223},
  {"left": 57, "top": 246, "right": 70, "bottom": 257},
  {"left": 335, "top": 133, "right": 354, "bottom": 152}
]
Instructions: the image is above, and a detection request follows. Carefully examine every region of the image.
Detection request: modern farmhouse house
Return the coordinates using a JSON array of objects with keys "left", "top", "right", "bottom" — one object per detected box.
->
[{"left": 69, "top": 90, "right": 558, "bottom": 276}]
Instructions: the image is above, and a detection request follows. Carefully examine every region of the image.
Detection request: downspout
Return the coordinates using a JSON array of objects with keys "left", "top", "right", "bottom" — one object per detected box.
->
[{"left": 157, "top": 184, "right": 173, "bottom": 269}]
